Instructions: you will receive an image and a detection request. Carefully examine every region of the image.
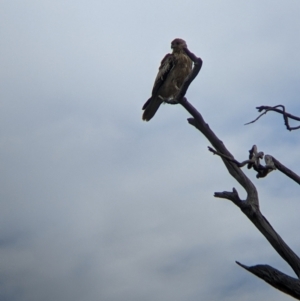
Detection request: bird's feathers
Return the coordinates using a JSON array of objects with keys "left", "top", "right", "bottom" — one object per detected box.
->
[
  {"left": 151, "top": 54, "right": 174, "bottom": 96},
  {"left": 142, "top": 38, "right": 192, "bottom": 121},
  {"left": 141, "top": 97, "right": 162, "bottom": 121}
]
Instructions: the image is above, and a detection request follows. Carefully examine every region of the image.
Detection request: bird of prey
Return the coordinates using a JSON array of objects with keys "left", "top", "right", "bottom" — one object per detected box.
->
[{"left": 142, "top": 38, "right": 192, "bottom": 121}]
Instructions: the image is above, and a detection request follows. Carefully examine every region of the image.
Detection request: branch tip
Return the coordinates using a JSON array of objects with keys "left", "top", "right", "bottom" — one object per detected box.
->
[{"left": 247, "top": 105, "right": 300, "bottom": 131}]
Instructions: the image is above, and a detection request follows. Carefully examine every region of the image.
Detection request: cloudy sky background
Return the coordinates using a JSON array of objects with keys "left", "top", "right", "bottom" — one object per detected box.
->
[{"left": 1, "top": 1, "right": 300, "bottom": 300}]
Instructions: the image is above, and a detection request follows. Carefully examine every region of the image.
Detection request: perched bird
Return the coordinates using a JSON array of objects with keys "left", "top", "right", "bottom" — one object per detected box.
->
[{"left": 142, "top": 38, "right": 193, "bottom": 121}]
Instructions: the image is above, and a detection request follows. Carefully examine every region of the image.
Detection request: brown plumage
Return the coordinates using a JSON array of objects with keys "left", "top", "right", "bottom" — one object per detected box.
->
[{"left": 142, "top": 38, "right": 192, "bottom": 121}]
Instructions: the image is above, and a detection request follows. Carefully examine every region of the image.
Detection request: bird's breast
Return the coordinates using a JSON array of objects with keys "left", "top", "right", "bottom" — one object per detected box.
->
[{"left": 157, "top": 54, "right": 192, "bottom": 100}]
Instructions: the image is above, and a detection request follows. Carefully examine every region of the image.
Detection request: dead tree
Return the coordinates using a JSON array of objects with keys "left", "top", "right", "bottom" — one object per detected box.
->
[
  {"left": 246, "top": 105, "right": 300, "bottom": 131},
  {"left": 166, "top": 47, "right": 300, "bottom": 299}
]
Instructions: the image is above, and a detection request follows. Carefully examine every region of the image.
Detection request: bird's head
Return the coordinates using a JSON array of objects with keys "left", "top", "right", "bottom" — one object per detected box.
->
[{"left": 171, "top": 38, "right": 187, "bottom": 53}]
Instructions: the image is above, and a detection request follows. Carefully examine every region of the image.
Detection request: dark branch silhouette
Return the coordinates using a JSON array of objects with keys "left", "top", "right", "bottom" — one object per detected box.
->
[
  {"left": 207, "top": 145, "right": 276, "bottom": 178},
  {"left": 246, "top": 105, "right": 300, "bottom": 131},
  {"left": 183, "top": 98, "right": 300, "bottom": 283},
  {"left": 208, "top": 145, "right": 300, "bottom": 184},
  {"left": 272, "top": 157, "right": 300, "bottom": 185},
  {"left": 165, "top": 47, "right": 300, "bottom": 299},
  {"left": 236, "top": 262, "right": 300, "bottom": 299}
]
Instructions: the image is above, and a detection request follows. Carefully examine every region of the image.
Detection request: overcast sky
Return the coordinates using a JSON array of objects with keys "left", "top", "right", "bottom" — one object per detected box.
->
[{"left": 1, "top": 1, "right": 300, "bottom": 300}]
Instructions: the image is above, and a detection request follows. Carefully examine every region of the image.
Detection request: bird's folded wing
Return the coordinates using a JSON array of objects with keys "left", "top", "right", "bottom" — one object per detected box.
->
[{"left": 151, "top": 53, "right": 174, "bottom": 96}]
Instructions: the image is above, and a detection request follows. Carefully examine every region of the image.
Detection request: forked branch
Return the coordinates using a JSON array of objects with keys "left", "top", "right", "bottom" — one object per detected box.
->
[
  {"left": 246, "top": 105, "right": 300, "bottom": 131},
  {"left": 208, "top": 145, "right": 300, "bottom": 184},
  {"left": 181, "top": 99, "right": 300, "bottom": 280},
  {"left": 177, "top": 47, "right": 300, "bottom": 298}
]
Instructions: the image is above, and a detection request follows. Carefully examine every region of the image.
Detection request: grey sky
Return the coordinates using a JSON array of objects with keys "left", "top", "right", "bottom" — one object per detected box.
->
[{"left": 1, "top": 1, "right": 300, "bottom": 300}]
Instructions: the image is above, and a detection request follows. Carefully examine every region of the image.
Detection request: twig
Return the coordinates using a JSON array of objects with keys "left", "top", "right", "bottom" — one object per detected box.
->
[
  {"left": 208, "top": 146, "right": 250, "bottom": 168},
  {"left": 246, "top": 105, "right": 300, "bottom": 131},
  {"left": 208, "top": 145, "right": 276, "bottom": 179}
]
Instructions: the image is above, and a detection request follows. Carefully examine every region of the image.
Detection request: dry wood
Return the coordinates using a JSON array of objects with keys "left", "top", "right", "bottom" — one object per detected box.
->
[
  {"left": 236, "top": 262, "right": 300, "bottom": 299},
  {"left": 246, "top": 105, "right": 300, "bottom": 131},
  {"left": 173, "top": 47, "right": 300, "bottom": 299}
]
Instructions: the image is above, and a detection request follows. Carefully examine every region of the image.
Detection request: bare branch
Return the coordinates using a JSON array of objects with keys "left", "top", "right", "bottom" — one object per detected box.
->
[
  {"left": 245, "top": 109, "right": 272, "bottom": 125},
  {"left": 246, "top": 105, "right": 300, "bottom": 131},
  {"left": 214, "top": 188, "right": 244, "bottom": 207},
  {"left": 183, "top": 106, "right": 259, "bottom": 206},
  {"left": 163, "top": 47, "right": 300, "bottom": 298},
  {"left": 208, "top": 145, "right": 278, "bottom": 179},
  {"left": 242, "top": 209, "right": 300, "bottom": 279},
  {"left": 209, "top": 143, "right": 300, "bottom": 184},
  {"left": 236, "top": 262, "right": 300, "bottom": 300},
  {"left": 208, "top": 146, "right": 250, "bottom": 167},
  {"left": 272, "top": 156, "right": 300, "bottom": 185},
  {"left": 178, "top": 84, "right": 300, "bottom": 283}
]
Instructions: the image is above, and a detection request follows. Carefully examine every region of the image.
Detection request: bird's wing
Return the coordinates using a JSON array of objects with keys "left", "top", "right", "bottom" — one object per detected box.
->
[{"left": 151, "top": 53, "right": 174, "bottom": 96}]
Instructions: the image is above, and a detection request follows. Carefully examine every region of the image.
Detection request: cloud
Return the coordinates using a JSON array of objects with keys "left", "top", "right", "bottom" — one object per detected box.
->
[{"left": 0, "top": 1, "right": 299, "bottom": 300}]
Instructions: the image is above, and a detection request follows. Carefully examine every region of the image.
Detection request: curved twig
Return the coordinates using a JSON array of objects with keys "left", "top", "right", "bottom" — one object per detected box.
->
[{"left": 246, "top": 105, "right": 300, "bottom": 131}]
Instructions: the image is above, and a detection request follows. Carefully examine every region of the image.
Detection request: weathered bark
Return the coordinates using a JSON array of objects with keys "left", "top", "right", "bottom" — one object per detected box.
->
[
  {"left": 184, "top": 103, "right": 300, "bottom": 279},
  {"left": 173, "top": 48, "right": 300, "bottom": 299},
  {"left": 208, "top": 146, "right": 300, "bottom": 183},
  {"left": 236, "top": 262, "right": 300, "bottom": 299},
  {"left": 272, "top": 157, "right": 300, "bottom": 185}
]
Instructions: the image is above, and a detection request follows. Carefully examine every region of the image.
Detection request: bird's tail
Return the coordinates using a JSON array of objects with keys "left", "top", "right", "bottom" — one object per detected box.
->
[{"left": 142, "top": 97, "right": 162, "bottom": 121}]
